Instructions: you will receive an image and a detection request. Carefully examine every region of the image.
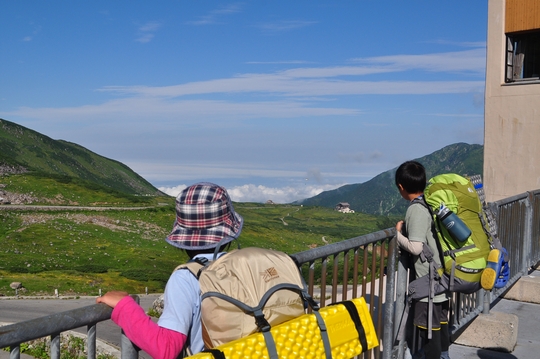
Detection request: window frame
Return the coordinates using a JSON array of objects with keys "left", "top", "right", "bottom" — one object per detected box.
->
[{"left": 505, "top": 30, "right": 540, "bottom": 84}]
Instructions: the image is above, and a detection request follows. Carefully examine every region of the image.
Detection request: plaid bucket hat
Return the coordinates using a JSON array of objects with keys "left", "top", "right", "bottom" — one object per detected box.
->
[{"left": 165, "top": 182, "right": 243, "bottom": 250}]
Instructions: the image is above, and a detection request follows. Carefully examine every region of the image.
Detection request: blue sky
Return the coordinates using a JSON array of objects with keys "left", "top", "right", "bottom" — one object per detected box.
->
[{"left": 1, "top": 1, "right": 487, "bottom": 203}]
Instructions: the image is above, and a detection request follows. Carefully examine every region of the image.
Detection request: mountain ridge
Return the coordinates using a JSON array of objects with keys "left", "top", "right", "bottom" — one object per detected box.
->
[
  {"left": 0, "top": 118, "right": 164, "bottom": 196},
  {"left": 296, "top": 143, "right": 483, "bottom": 216}
]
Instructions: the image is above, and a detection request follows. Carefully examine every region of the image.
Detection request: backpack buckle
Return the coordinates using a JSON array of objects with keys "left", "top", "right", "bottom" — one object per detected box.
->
[
  {"left": 193, "top": 257, "right": 209, "bottom": 266},
  {"left": 254, "top": 313, "right": 271, "bottom": 332}
]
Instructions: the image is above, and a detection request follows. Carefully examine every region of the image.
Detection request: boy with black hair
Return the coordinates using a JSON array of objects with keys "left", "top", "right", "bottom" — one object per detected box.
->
[{"left": 394, "top": 161, "right": 450, "bottom": 359}]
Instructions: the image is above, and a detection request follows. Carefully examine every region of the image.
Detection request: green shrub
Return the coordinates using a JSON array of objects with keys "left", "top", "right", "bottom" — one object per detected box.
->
[
  {"left": 120, "top": 268, "right": 169, "bottom": 283},
  {"left": 73, "top": 264, "right": 109, "bottom": 273}
]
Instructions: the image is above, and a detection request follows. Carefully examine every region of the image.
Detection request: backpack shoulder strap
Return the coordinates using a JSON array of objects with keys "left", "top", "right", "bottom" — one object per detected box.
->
[
  {"left": 174, "top": 257, "right": 212, "bottom": 357},
  {"left": 406, "top": 197, "right": 445, "bottom": 340},
  {"left": 411, "top": 196, "right": 448, "bottom": 267},
  {"left": 174, "top": 257, "right": 210, "bottom": 279}
]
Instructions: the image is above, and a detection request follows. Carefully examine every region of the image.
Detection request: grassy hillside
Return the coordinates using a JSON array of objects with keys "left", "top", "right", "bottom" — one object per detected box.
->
[
  {"left": 0, "top": 118, "right": 163, "bottom": 196},
  {"left": 0, "top": 200, "right": 383, "bottom": 296},
  {"left": 1, "top": 173, "right": 167, "bottom": 207},
  {"left": 297, "top": 143, "right": 484, "bottom": 216}
]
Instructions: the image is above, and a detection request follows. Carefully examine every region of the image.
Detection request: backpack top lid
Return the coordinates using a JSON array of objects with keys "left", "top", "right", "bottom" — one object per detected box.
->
[{"left": 424, "top": 173, "right": 482, "bottom": 215}]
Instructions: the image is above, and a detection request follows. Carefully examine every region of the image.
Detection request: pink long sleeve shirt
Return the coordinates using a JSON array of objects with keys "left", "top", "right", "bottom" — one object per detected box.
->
[{"left": 111, "top": 296, "right": 187, "bottom": 359}]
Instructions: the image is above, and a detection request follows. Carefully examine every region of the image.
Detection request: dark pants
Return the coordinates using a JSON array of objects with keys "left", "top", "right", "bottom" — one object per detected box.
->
[{"left": 414, "top": 300, "right": 450, "bottom": 359}]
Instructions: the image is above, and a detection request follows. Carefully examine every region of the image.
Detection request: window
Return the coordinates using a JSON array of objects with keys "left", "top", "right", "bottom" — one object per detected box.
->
[{"left": 505, "top": 31, "right": 540, "bottom": 83}]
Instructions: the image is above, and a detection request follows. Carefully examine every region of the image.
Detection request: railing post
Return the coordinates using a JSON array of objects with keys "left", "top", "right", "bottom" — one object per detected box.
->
[
  {"left": 393, "top": 249, "right": 410, "bottom": 359},
  {"left": 482, "top": 289, "right": 490, "bottom": 315},
  {"left": 121, "top": 295, "right": 140, "bottom": 359},
  {"left": 9, "top": 344, "right": 20, "bottom": 359},
  {"left": 382, "top": 236, "right": 398, "bottom": 359},
  {"left": 87, "top": 324, "right": 97, "bottom": 359},
  {"left": 50, "top": 333, "right": 61, "bottom": 359},
  {"left": 524, "top": 192, "right": 533, "bottom": 270},
  {"left": 121, "top": 333, "right": 139, "bottom": 359}
]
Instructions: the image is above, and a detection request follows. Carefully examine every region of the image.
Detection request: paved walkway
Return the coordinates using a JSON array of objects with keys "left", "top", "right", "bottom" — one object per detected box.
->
[
  {"left": 448, "top": 270, "right": 540, "bottom": 359},
  {"left": 449, "top": 298, "right": 540, "bottom": 358}
]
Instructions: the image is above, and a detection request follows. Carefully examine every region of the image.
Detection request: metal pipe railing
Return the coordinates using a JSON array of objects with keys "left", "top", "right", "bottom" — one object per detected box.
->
[
  {"left": 291, "top": 228, "right": 398, "bottom": 359},
  {"left": 0, "top": 299, "right": 139, "bottom": 359}
]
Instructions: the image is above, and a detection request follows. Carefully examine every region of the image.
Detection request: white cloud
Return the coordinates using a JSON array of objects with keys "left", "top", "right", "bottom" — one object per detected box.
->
[
  {"left": 257, "top": 20, "right": 317, "bottom": 32},
  {"left": 158, "top": 184, "right": 186, "bottom": 197},
  {"left": 129, "top": 162, "right": 309, "bottom": 183},
  {"left": 188, "top": 3, "right": 242, "bottom": 25},
  {"left": 100, "top": 79, "right": 483, "bottom": 98},
  {"left": 352, "top": 48, "right": 486, "bottom": 74},
  {"left": 4, "top": 98, "right": 359, "bottom": 123},
  {"left": 136, "top": 21, "right": 161, "bottom": 43},
  {"left": 95, "top": 49, "right": 485, "bottom": 98},
  {"left": 139, "top": 22, "right": 161, "bottom": 32},
  {"left": 159, "top": 183, "right": 343, "bottom": 204},
  {"left": 246, "top": 60, "right": 313, "bottom": 65},
  {"left": 136, "top": 34, "right": 155, "bottom": 43},
  {"left": 2, "top": 49, "right": 486, "bottom": 135}
]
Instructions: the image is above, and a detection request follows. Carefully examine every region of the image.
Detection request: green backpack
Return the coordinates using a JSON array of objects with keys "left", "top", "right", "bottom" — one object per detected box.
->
[{"left": 423, "top": 173, "right": 492, "bottom": 292}]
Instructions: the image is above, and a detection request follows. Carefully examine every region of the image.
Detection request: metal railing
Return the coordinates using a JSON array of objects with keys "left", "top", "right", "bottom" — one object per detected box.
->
[
  {"left": 290, "top": 229, "right": 398, "bottom": 359},
  {"left": 0, "top": 298, "right": 139, "bottom": 359},
  {"left": 1, "top": 189, "right": 539, "bottom": 359}
]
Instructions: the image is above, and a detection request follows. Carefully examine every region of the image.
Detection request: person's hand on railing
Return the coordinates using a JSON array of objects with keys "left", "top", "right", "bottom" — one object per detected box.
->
[
  {"left": 96, "top": 290, "right": 129, "bottom": 308},
  {"left": 396, "top": 220, "right": 404, "bottom": 234}
]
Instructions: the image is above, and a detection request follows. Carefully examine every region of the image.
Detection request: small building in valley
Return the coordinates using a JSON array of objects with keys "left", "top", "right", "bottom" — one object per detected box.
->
[{"left": 335, "top": 202, "right": 355, "bottom": 213}]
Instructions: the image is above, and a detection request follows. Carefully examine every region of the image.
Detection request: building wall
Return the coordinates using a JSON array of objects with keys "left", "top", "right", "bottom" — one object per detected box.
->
[{"left": 484, "top": 0, "right": 540, "bottom": 201}]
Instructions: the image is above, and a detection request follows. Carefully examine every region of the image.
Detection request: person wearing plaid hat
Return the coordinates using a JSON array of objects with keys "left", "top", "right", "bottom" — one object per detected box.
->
[{"left": 97, "top": 182, "right": 243, "bottom": 359}]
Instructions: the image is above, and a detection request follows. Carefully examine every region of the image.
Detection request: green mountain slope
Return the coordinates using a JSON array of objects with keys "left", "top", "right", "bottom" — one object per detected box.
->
[
  {"left": 0, "top": 202, "right": 382, "bottom": 296},
  {"left": 0, "top": 118, "right": 163, "bottom": 196},
  {"left": 297, "top": 143, "right": 483, "bottom": 216}
]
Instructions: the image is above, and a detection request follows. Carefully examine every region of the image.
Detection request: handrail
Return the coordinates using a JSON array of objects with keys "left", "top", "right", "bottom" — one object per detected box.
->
[
  {"left": 0, "top": 304, "right": 111, "bottom": 348},
  {"left": 0, "top": 300, "right": 138, "bottom": 359}
]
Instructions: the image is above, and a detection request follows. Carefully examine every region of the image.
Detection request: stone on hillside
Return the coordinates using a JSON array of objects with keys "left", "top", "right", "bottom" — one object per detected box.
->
[
  {"left": 152, "top": 294, "right": 165, "bottom": 315},
  {"left": 10, "top": 282, "right": 23, "bottom": 290}
]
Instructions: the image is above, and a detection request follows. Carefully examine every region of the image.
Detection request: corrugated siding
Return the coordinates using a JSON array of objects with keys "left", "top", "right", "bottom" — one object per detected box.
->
[{"left": 506, "top": 0, "right": 540, "bottom": 33}]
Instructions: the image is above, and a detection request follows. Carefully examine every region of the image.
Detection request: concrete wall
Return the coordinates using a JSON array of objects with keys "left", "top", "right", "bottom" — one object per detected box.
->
[{"left": 484, "top": 0, "right": 540, "bottom": 201}]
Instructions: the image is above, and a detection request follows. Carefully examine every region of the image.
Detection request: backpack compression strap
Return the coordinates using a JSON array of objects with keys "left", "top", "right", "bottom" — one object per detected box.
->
[
  {"left": 330, "top": 300, "right": 369, "bottom": 352},
  {"left": 200, "top": 349, "right": 225, "bottom": 359}
]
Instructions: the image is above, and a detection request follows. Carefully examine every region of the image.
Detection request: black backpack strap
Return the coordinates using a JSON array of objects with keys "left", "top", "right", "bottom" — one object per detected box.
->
[
  {"left": 338, "top": 300, "right": 369, "bottom": 352},
  {"left": 175, "top": 258, "right": 209, "bottom": 279},
  {"left": 174, "top": 258, "right": 210, "bottom": 355},
  {"left": 411, "top": 197, "right": 448, "bottom": 277},
  {"left": 408, "top": 198, "right": 444, "bottom": 340},
  {"left": 201, "top": 349, "right": 226, "bottom": 359}
]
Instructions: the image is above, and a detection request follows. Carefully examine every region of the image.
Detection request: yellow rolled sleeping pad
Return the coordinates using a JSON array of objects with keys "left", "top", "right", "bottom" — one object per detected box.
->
[{"left": 186, "top": 297, "right": 378, "bottom": 359}]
